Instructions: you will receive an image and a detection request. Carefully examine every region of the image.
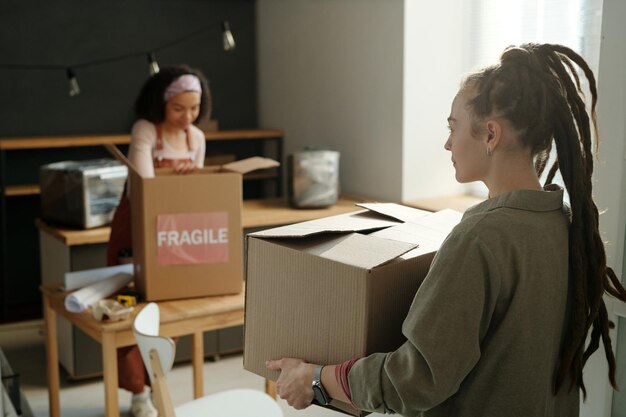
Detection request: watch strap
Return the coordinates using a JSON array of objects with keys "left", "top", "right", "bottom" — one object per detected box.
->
[
  {"left": 314, "top": 365, "right": 323, "bottom": 382},
  {"left": 312, "top": 365, "right": 331, "bottom": 405}
]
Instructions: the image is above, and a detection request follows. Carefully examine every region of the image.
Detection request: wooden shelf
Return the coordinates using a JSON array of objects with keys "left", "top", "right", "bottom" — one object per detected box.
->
[
  {"left": 0, "top": 129, "right": 283, "bottom": 150},
  {"left": 4, "top": 184, "right": 41, "bottom": 197},
  {"left": 0, "top": 135, "right": 130, "bottom": 150},
  {"left": 5, "top": 170, "right": 279, "bottom": 197},
  {"left": 204, "top": 129, "right": 283, "bottom": 141}
]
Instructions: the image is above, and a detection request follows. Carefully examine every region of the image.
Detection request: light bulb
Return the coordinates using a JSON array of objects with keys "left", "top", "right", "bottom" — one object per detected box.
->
[
  {"left": 66, "top": 68, "right": 80, "bottom": 97},
  {"left": 222, "top": 21, "right": 236, "bottom": 52},
  {"left": 148, "top": 53, "right": 160, "bottom": 75}
]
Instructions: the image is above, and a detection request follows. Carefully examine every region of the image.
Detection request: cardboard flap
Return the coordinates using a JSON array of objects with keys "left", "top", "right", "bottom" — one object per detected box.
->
[
  {"left": 221, "top": 156, "right": 280, "bottom": 174},
  {"left": 411, "top": 208, "right": 463, "bottom": 231},
  {"left": 313, "top": 233, "right": 417, "bottom": 269},
  {"left": 371, "top": 209, "right": 461, "bottom": 242},
  {"left": 356, "top": 202, "right": 431, "bottom": 223},
  {"left": 106, "top": 145, "right": 279, "bottom": 177},
  {"left": 104, "top": 143, "right": 140, "bottom": 176},
  {"left": 370, "top": 222, "right": 443, "bottom": 246},
  {"left": 249, "top": 210, "right": 400, "bottom": 238},
  {"left": 391, "top": 209, "right": 463, "bottom": 259}
]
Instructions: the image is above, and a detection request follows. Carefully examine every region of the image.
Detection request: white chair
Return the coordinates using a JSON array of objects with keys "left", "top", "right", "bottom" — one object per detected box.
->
[{"left": 132, "top": 302, "right": 283, "bottom": 417}]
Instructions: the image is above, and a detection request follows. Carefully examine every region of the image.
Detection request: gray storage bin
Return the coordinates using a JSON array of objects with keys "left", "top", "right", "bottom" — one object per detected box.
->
[
  {"left": 40, "top": 159, "right": 127, "bottom": 229},
  {"left": 288, "top": 149, "right": 340, "bottom": 208}
]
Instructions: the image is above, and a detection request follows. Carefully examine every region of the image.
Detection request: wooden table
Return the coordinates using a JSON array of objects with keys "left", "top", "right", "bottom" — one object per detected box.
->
[{"left": 42, "top": 285, "right": 245, "bottom": 417}]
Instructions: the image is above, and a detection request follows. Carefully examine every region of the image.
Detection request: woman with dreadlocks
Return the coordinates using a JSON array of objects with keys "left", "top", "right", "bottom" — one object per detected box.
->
[{"left": 266, "top": 43, "right": 626, "bottom": 416}]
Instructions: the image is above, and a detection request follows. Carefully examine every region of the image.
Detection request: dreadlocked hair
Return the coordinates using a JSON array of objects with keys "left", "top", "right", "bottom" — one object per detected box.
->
[{"left": 461, "top": 43, "right": 626, "bottom": 398}]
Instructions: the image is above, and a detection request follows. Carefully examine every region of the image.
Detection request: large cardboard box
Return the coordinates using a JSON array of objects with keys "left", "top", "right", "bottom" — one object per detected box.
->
[
  {"left": 107, "top": 144, "right": 278, "bottom": 301},
  {"left": 244, "top": 203, "right": 462, "bottom": 415}
]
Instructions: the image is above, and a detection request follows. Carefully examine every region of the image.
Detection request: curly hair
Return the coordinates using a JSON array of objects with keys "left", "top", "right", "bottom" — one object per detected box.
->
[
  {"left": 134, "top": 65, "right": 211, "bottom": 124},
  {"left": 461, "top": 43, "right": 626, "bottom": 397}
]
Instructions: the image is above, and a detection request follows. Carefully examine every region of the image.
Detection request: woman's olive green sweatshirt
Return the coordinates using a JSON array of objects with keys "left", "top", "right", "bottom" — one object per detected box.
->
[{"left": 349, "top": 187, "right": 579, "bottom": 417}]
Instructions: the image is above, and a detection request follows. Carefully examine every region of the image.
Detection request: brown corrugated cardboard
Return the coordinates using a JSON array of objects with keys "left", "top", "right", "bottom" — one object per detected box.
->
[
  {"left": 106, "top": 144, "right": 278, "bottom": 301},
  {"left": 129, "top": 168, "right": 243, "bottom": 300},
  {"left": 244, "top": 205, "right": 462, "bottom": 415}
]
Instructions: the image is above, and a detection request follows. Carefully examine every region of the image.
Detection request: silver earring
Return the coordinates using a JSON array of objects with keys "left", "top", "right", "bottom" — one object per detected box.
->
[{"left": 486, "top": 147, "right": 492, "bottom": 157}]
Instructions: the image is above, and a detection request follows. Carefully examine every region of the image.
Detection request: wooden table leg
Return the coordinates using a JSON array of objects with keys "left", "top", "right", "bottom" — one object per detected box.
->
[
  {"left": 43, "top": 295, "right": 61, "bottom": 417},
  {"left": 102, "top": 332, "right": 119, "bottom": 417},
  {"left": 265, "top": 379, "right": 277, "bottom": 399},
  {"left": 192, "top": 331, "right": 204, "bottom": 399}
]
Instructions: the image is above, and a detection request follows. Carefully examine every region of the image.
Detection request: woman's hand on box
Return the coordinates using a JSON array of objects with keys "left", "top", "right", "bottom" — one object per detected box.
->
[
  {"left": 266, "top": 358, "right": 316, "bottom": 409},
  {"left": 174, "top": 159, "right": 196, "bottom": 175}
]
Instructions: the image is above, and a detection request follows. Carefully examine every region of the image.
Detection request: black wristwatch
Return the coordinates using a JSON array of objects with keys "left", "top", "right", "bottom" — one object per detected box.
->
[{"left": 312, "top": 366, "right": 331, "bottom": 405}]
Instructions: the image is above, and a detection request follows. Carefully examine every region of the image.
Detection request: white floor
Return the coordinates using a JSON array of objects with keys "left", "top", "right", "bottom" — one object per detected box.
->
[{"left": 1, "top": 326, "right": 383, "bottom": 417}]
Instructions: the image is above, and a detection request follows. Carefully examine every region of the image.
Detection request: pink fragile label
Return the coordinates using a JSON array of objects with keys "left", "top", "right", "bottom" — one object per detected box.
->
[{"left": 156, "top": 212, "right": 229, "bottom": 266}]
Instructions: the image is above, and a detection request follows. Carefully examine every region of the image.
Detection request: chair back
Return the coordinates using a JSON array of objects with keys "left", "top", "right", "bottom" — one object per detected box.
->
[
  {"left": 133, "top": 303, "right": 283, "bottom": 417},
  {"left": 133, "top": 302, "right": 176, "bottom": 382}
]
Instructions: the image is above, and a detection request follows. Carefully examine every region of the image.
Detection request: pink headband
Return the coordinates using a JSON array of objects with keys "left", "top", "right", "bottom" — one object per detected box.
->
[{"left": 163, "top": 74, "right": 202, "bottom": 102}]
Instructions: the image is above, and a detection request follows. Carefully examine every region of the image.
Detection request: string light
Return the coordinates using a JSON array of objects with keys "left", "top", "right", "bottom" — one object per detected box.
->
[
  {"left": 222, "top": 21, "right": 236, "bottom": 52},
  {"left": 66, "top": 68, "right": 80, "bottom": 97},
  {"left": 147, "top": 53, "right": 160, "bottom": 75},
  {"left": 0, "top": 20, "right": 236, "bottom": 97}
]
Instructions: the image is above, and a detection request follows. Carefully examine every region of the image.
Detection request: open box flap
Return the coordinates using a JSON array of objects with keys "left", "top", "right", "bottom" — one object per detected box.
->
[
  {"left": 264, "top": 232, "right": 418, "bottom": 269},
  {"left": 370, "top": 221, "right": 444, "bottom": 246},
  {"left": 221, "top": 156, "right": 280, "bottom": 174},
  {"left": 385, "top": 209, "right": 463, "bottom": 260},
  {"left": 356, "top": 202, "right": 431, "bottom": 223},
  {"left": 106, "top": 144, "right": 279, "bottom": 177},
  {"left": 105, "top": 143, "right": 140, "bottom": 176},
  {"left": 311, "top": 232, "right": 418, "bottom": 269},
  {"left": 371, "top": 209, "right": 462, "bottom": 242},
  {"left": 249, "top": 210, "right": 401, "bottom": 238},
  {"left": 410, "top": 208, "right": 463, "bottom": 231}
]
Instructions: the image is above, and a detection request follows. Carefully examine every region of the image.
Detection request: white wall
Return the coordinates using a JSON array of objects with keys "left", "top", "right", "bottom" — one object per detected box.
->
[
  {"left": 256, "top": 0, "right": 405, "bottom": 201},
  {"left": 256, "top": 0, "right": 472, "bottom": 202},
  {"left": 402, "top": 0, "right": 468, "bottom": 201},
  {"left": 582, "top": 1, "right": 626, "bottom": 416}
]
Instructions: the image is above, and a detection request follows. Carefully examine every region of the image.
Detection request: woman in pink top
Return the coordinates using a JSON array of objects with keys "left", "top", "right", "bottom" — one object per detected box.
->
[{"left": 107, "top": 65, "right": 211, "bottom": 417}]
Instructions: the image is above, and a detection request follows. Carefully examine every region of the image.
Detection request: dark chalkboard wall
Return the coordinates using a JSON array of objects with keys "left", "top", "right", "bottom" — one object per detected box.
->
[
  {"left": 0, "top": 0, "right": 257, "bottom": 137},
  {"left": 0, "top": 0, "right": 258, "bottom": 322}
]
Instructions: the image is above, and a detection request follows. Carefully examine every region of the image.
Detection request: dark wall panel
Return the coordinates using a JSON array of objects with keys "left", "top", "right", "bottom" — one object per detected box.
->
[{"left": 0, "top": 0, "right": 257, "bottom": 137}]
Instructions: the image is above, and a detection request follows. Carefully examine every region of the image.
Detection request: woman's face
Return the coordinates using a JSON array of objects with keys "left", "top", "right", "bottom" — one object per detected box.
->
[
  {"left": 444, "top": 92, "right": 489, "bottom": 183},
  {"left": 163, "top": 91, "right": 201, "bottom": 130}
]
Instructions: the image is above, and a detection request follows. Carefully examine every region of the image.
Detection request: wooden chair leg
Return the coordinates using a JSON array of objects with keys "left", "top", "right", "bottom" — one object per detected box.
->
[{"left": 150, "top": 349, "right": 176, "bottom": 417}]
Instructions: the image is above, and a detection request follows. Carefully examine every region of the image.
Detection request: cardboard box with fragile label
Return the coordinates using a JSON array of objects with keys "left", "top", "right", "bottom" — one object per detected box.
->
[
  {"left": 107, "top": 144, "right": 279, "bottom": 301},
  {"left": 244, "top": 203, "right": 462, "bottom": 415}
]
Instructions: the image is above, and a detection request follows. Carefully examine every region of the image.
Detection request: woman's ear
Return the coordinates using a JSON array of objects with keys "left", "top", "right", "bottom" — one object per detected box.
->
[{"left": 485, "top": 119, "right": 502, "bottom": 154}]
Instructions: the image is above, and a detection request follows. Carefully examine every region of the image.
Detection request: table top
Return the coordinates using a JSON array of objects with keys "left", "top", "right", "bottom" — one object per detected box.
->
[
  {"left": 41, "top": 285, "right": 245, "bottom": 335},
  {"left": 240, "top": 195, "right": 367, "bottom": 229},
  {"left": 36, "top": 196, "right": 368, "bottom": 246},
  {"left": 404, "top": 194, "right": 485, "bottom": 213}
]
